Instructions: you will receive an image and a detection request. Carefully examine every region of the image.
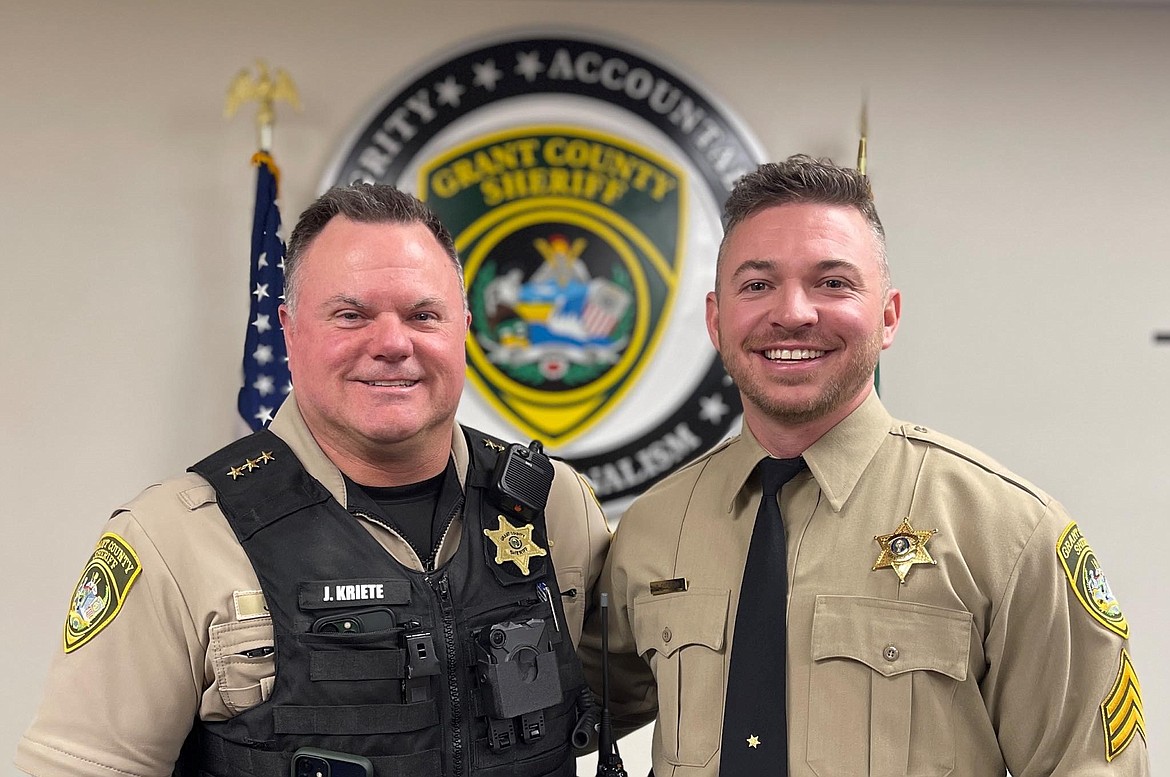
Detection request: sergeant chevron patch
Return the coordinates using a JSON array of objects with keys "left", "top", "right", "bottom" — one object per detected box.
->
[{"left": 1101, "top": 648, "right": 1145, "bottom": 761}]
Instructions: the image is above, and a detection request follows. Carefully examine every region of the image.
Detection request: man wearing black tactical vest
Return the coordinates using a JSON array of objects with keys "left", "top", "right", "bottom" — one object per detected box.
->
[{"left": 16, "top": 185, "right": 613, "bottom": 777}]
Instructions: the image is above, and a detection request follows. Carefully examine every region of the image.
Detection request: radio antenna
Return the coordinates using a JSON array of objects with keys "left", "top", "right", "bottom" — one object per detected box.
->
[{"left": 596, "top": 593, "right": 627, "bottom": 777}]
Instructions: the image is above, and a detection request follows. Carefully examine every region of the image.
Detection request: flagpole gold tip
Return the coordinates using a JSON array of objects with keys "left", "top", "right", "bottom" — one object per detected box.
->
[{"left": 224, "top": 60, "right": 302, "bottom": 152}]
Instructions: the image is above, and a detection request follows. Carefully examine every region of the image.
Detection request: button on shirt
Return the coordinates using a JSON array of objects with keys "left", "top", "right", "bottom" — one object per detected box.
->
[{"left": 589, "top": 391, "right": 1150, "bottom": 777}]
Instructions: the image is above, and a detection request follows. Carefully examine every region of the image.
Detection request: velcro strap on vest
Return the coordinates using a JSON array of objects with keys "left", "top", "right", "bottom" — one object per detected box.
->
[
  {"left": 309, "top": 648, "right": 406, "bottom": 681},
  {"left": 195, "top": 733, "right": 442, "bottom": 777},
  {"left": 273, "top": 701, "right": 437, "bottom": 735},
  {"left": 369, "top": 750, "right": 442, "bottom": 776}
]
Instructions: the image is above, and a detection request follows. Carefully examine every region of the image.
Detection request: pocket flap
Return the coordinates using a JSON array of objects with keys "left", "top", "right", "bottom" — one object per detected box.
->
[
  {"left": 632, "top": 587, "right": 729, "bottom": 659},
  {"left": 811, "top": 595, "right": 971, "bottom": 681},
  {"left": 208, "top": 617, "right": 276, "bottom": 714}
]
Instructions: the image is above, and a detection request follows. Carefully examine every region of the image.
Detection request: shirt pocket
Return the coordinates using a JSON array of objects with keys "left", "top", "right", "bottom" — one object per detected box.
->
[
  {"left": 208, "top": 618, "right": 276, "bottom": 716},
  {"left": 632, "top": 587, "right": 729, "bottom": 768},
  {"left": 807, "top": 595, "right": 972, "bottom": 777},
  {"left": 556, "top": 566, "right": 585, "bottom": 647}
]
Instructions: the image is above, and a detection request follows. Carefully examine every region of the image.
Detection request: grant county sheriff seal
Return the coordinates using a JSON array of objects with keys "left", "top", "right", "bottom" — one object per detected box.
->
[{"left": 323, "top": 34, "right": 765, "bottom": 507}]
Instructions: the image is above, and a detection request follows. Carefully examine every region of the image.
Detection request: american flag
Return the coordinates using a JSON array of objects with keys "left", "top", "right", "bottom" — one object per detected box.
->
[
  {"left": 237, "top": 151, "right": 291, "bottom": 430},
  {"left": 582, "top": 279, "right": 630, "bottom": 339}
]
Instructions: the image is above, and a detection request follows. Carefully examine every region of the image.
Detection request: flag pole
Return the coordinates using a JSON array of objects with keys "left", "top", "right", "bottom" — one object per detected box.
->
[
  {"left": 858, "top": 97, "right": 880, "bottom": 394},
  {"left": 856, "top": 98, "right": 868, "bottom": 177},
  {"left": 225, "top": 61, "right": 301, "bottom": 431}
]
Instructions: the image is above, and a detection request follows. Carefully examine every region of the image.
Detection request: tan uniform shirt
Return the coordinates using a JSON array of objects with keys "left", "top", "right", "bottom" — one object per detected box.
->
[
  {"left": 17, "top": 393, "right": 611, "bottom": 777},
  {"left": 591, "top": 392, "right": 1149, "bottom": 777}
]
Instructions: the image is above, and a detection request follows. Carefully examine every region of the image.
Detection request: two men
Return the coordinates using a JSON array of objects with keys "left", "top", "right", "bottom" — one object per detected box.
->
[
  {"left": 17, "top": 185, "right": 611, "bottom": 776},
  {"left": 593, "top": 155, "right": 1150, "bottom": 775}
]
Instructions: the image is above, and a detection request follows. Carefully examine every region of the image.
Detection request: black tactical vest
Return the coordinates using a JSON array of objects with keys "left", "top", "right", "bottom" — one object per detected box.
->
[{"left": 179, "top": 427, "right": 588, "bottom": 777}]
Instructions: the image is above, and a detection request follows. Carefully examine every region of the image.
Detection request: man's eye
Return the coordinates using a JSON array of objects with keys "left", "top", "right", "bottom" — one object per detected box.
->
[
  {"left": 413, "top": 311, "right": 438, "bottom": 322},
  {"left": 746, "top": 281, "right": 768, "bottom": 292},
  {"left": 337, "top": 311, "right": 363, "bottom": 321},
  {"left": 822, "top": 279, "right": 849, "bottom": 289}
]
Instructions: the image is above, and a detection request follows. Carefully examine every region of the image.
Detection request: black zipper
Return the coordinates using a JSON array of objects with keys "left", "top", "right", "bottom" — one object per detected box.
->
[{"left": 432, "top": 572, "right": 464, "bottom": 777}]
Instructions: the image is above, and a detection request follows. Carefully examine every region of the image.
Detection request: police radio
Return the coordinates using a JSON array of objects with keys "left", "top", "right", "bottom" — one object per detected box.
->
[{"left": 489, "top": 440, "right": 554, "bottom": 521}]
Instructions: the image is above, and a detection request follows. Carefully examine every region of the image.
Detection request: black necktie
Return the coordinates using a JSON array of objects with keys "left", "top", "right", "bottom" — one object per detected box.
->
[{"left": 720, "top": 456, "right": 805, "bottom": 776}]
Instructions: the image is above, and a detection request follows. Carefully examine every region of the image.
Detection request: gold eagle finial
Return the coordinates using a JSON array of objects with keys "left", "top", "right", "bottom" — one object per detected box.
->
[{"left": 224, "top": 60, "right": 302, "bottom": 151}]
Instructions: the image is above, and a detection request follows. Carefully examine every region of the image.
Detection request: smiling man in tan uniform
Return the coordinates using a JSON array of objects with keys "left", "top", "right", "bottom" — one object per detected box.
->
[
  {"left": 17, "top": 185, "right": 611, "bottom": 777},
  {"left": 589, "top": 155, "right": 1149, "bottom": 776}
]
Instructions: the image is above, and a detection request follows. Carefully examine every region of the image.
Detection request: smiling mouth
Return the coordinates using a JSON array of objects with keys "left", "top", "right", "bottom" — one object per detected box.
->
[
  {"left": 763, "top": 348, "right": 826, "bottom": 361},
  {"left": 362, "top": 380, "right": 418, "bottom": 387}
]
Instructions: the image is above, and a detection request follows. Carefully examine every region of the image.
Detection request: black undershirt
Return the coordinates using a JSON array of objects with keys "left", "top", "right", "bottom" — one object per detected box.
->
[{"left": 350, "top": 468, "right": 447, "bottom": 563}]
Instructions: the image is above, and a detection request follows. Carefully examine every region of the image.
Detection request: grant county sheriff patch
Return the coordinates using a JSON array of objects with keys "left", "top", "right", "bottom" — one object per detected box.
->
[
  {"left": 1057, "top": 522, "right": 1128, "bottom": 638},
  {"left": 324, "top": 34, "right": 765, "bottom": 507},
  {"left": 64, "top": 532, "right": 142, "bottom": 652}
]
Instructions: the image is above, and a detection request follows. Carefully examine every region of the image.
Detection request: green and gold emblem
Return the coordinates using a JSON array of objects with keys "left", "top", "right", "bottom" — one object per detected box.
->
[
  {"left": 64, "top": 532, "right": 142, "bottom": 653},
  {"left": 326, "top": 34, "right": 765, "bottom": 506},
  {"left": 1058, "top": 522, "right": 1128, "bottom": 638},
  {"left": 420, "top": 126, "right": 684, "bottom": 445}
]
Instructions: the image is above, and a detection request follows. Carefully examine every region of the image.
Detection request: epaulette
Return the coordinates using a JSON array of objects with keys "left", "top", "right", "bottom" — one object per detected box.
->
[
  {"left": 111, "top": 473, "right": 218, "bottom": 520},
  {"left": 635, "top": 433, "right": 742, "bottom": 499},
  {"left": 895, "top": 422, "right": 1050, "bottom": 506}
]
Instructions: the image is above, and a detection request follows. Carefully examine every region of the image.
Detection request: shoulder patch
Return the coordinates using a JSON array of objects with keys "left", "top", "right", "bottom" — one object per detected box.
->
[
  {"left": 1057, "top": 522, "right": 1128, "bottom": 638},
  {"left": 64, "top": 532, "right": 142, "bottom": 653},
  {"left": 1101, "top": 648, "right": 1145, "bottom": 761}
]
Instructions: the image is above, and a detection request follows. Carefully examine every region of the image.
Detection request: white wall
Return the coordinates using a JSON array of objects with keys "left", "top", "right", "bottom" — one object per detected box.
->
[{"left": 2, "top": 1, "right": 1166, "bottom": 773}]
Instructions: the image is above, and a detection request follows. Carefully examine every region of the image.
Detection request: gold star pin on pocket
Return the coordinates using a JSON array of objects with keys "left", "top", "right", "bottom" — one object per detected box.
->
[{"left": 873, "top": 517, "right": 938, "bottom": 583}]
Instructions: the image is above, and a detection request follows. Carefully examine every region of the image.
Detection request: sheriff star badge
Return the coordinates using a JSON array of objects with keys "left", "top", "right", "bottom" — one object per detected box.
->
[
  {"left": 484, "top": 515, "right": 547, "bottom": 576},
  {"left": 873, "top": 517, "right": 938, "bottom": 583}
]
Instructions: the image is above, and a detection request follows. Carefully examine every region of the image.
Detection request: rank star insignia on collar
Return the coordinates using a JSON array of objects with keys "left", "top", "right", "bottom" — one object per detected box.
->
[
  {"left": 873, "top": 517, "right": 938, "bottom": 583},
  {"left": 484, "top": 514, "right": 547, "bottom": 575},
  {"left": 226, "top": 451, "right": 276, "bottom": 480},
  {"left": 746, "top": 735, "right": 761, "bottom": 749}
]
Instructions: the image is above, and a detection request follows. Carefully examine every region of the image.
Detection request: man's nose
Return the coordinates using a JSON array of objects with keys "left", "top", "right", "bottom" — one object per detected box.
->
[
  {"left": 369, "top": 315, "right": 414, "bottom": 359},
  {"left": 769, "top": 283, "right": 818, "bottom": 330}
]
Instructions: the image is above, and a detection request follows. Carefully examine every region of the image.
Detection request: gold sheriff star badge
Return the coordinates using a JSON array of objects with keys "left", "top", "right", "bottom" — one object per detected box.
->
[
  {"left": 484, "top": 515, "right": 547, "bottom": 576},
  {"left": 873, "top": 517, "right": 938, "bottom": 583}
]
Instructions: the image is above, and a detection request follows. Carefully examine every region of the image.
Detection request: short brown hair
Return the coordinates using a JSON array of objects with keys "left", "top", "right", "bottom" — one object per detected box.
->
[
  {"left": 718, "top": 154, "right": 887, "bottom": 287},
  {"left": 283, "top": 183, "right": 462, "bottom": 311}
]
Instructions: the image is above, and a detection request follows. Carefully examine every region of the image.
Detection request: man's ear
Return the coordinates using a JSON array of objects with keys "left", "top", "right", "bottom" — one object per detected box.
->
[
  {"left": 278, "top": 304, "right": 295, "bottom": 370},
  {"left": 881, "top": 288, "right": 901, "bottom": 350},
  {"left": 705, "top": 291, "right": 720, "bottom": 351}
]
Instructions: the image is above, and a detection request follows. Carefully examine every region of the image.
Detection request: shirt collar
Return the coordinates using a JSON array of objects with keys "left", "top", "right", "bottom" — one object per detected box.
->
[
  {"left": 721, "top": 390, "right": 893, "bottom": 513},
  {"left": 269, "top": 391, "right": 468, "bottom": 508},
  {"left": 803, "top": 391, "right": 892, "bottom": 511}
]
